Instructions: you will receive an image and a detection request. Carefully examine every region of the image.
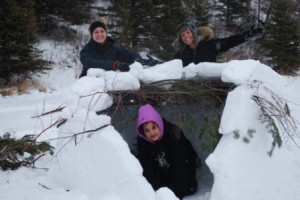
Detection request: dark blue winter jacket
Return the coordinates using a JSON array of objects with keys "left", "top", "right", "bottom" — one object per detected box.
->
[{"left": 79, "top": 37, "right": 141, "bottom": 77}]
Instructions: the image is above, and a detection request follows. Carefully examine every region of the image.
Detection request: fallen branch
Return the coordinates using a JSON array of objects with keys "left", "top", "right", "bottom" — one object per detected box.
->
[{"left": 32, "top": 105, "right": 65, "bottom": 118}]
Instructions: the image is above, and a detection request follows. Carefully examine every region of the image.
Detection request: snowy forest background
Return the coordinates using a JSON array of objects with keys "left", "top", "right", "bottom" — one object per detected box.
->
[
  {"left": 1, "top": 0, "right": 300, "bottom": 85},
  {"left": 1, "top": 1, "right": 300, "bottom": 200}
]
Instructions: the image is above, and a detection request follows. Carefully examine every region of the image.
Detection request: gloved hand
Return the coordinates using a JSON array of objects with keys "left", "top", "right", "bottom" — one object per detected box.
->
[
  {"left": 243, "top": 25, "right": 264, "bottom": 40},
  {"left": 137, "top": 54, "right": 162, "bottom": 67},
  {"left": 112, "top": 61, "right": 130, "bottom": 72}
]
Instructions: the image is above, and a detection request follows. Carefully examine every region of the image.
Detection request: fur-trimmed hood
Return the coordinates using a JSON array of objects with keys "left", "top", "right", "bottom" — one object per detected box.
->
[{"left": 173, "top": 26, "right": 215, "bottom": 51}]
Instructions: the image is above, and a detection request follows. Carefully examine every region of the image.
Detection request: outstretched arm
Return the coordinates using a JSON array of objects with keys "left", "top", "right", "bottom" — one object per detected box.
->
[
  {"left": 212, "top": 25, "right": 264, "bottom": 53},
  {"left": 212, "top": 34, "right": 246, "bottom": 53}
]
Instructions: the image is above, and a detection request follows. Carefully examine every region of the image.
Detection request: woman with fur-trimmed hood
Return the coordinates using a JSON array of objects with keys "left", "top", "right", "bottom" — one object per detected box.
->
[
  {"left": 136, "top": 104, "right": 198, "bottom": 200},
  {"left": 173, "top": 21, "right": 264, "bottom": 67}
]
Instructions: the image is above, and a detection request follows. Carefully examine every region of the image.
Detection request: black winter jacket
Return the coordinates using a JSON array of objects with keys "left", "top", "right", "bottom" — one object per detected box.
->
[
  {"left": 174, "top": 33, "right": 246, "bottom": 67},
  {"left": 137, "top": 118, "right": 198, "bottom": 199},
  {"left": 79, "top": 37, "right": 141, "bottom": 77}
]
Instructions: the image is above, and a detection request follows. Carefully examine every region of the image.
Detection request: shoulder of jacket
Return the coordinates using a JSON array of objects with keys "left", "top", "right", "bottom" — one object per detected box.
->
[
  {"left": 168, "top": 124, "right": 183, "bottom": 141},
  {"left": 106, "top": 36, "right": 115, "bottom": 43},
  {"left": 197, "top": 26, "right": 214, "bottom": 41}
]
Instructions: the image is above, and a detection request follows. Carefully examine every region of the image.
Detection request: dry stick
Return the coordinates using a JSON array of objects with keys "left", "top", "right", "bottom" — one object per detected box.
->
[
  {"left": 32, "top": 154, "right": 46, "bottom": 164},
  {"left": 33, "top": 117, "right": 66, "bottom": 141},
  {"left": 31, "top": 91, "right": 106, "bottom": 143},
  {"left": 26, "top": 153, "right": 46, "bottom": 168},
  {"left": 51, "top": 123, "right": 110, "bottom": 157},
  {"left": 31, "top": 105, "right": 65, "bottom": 118},
  {"left": 269, "top": 90, "right": 299, "bottom": 132},
  {"left": 0, "top": 145, "right": 8, "bottom": 154},
  {"left": 38, "top": 182, "right": 51, "bottom": 190},
  {"left": 76, "top": 92, "right": 100, "bottom": 145},
  {"left": 28, "top": 105, "right": 65, "bottom": 142},
  {"left": 80, "top": 91, "right": 106, "bottom": 98},
  {"left": 143, "top": 77, "right": 220, "bottom": 87}
]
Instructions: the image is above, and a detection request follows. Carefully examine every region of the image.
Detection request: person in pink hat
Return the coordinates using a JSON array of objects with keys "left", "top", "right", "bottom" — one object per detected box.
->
[{"left": 136, "top": 104, "right": 198, "bottom": 199}]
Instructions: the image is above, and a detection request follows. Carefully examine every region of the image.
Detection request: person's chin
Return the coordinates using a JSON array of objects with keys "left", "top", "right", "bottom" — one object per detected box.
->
[
  {"left": 96, "top": 39, "right": 105, "bottom": 44},
  {"left": 151, "top": 137, "right": 159, "bottom": 141}
]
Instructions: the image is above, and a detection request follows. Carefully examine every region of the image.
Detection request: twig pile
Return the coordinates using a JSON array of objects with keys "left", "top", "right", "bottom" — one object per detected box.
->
[{"left": 106, "top": 77, "right": 235, "bottom": 111}]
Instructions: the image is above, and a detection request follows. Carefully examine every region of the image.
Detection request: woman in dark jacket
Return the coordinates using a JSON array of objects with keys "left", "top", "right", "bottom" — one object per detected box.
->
[
  {"left": 136, "top": 104, "right": 198, "bottom": 199},
  {"left": 79, "top": 19, "right": 143, "bottom": 77},
  {"left": 173, "top": 21, "right": 264, "bottom": 67}
]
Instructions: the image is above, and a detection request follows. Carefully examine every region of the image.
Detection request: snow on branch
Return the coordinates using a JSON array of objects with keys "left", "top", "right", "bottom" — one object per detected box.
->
[
  {"left": 0, "top": 133, "right": 54, "bottom": 170},
  {"left": 252, "top": 86, "right": 300, "bottom": 155}
]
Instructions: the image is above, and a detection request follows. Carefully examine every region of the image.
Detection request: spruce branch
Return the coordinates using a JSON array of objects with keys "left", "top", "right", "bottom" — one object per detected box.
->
[
  {"left": 0, "top": 133, "right": 54, "bottom": 170},
  {"left": 252, "top": 86, "right": 300, "bottom": 152}
]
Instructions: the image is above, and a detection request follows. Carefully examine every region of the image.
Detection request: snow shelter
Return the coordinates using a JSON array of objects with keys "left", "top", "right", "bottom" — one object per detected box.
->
[{"left": 97, "top": 77, "right": 235, "bottom": 192}]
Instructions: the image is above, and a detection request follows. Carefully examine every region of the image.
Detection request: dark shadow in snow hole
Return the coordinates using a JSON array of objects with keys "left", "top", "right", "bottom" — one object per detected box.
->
[{"left": 99, "top": 103, "right": 224, "bottom": 196}]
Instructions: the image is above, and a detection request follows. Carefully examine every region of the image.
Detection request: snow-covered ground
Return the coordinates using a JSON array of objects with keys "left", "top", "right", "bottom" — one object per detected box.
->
[{"left": 1, "top": 39, "right": 300, "bottom": 200}]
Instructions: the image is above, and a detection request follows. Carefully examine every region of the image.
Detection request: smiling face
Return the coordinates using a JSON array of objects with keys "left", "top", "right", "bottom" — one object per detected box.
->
[
  {"left": 180, "top": 28, "right": 195, "bottom": 49},
  {"left": 92, "top": 27, "right": 107, "bottom": 44},
  {"left": 142, "top": 121, "right": 161, "bottom": 142}
]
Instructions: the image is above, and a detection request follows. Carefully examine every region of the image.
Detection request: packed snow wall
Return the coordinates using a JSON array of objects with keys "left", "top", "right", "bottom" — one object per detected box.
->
[{"left": 100, "top": 103, "right": 225, "bottom": 192}]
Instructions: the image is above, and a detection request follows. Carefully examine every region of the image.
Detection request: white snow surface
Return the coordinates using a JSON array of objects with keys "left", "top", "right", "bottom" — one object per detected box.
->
[{"left": 1, "top": 40, "right": 300, "bottom": 200}]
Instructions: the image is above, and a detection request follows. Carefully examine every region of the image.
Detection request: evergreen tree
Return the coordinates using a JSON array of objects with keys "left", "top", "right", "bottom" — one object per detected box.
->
[
  {"left": 34, "top": 0, "right": 94, "bottom": 36},
  {"left": 0, "top": 0, "right": 48, "bottom": 81},
  {"left": 222, "top": 0, "right": 252, "bottom": 30},
  {"left": 131, "top": 0, "right": 157, "bottom": 49},
  {"left": 150, "top": 0, "right": 188, "bottom": 60},
  {"left": 107, "top": 0, "right": 141, "bottom": 49},
  {"left": 262, "top": 0, "right": 300, "bottom": 73},
  {"left": 108, "top": 0, "right": 187, "bottom": 60},
  {"left": 183, "top": 0, "right": 210, "bottom": 26}
]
